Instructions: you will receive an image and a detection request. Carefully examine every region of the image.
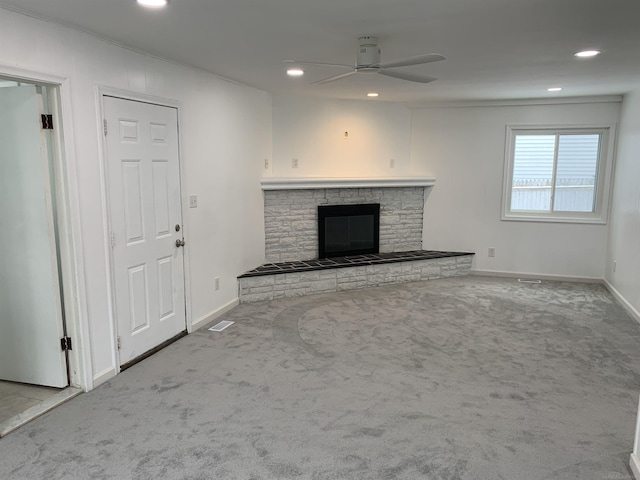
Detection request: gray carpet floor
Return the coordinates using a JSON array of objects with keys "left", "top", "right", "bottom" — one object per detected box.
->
[{"left": 1, "top": 275, "right": 639, "bottom": 480}]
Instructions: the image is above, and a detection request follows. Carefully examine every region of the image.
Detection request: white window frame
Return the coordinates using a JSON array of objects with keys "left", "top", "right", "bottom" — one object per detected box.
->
[{"left": 501, "top": 124, "right": 616, "bottom": 224}]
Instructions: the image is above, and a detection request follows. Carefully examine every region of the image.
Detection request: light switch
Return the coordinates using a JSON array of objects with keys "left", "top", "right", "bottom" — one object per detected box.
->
[{"left": 189, "top": 194, "right": 198, "bottom": 208}]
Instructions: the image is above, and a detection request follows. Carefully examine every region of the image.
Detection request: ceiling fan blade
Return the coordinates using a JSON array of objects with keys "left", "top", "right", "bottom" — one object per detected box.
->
[
  {"left": 311, "top": 70, "right": 358, "bottom": 85},
  {"left": 380, "top": 53, "right": 445, "bottom": 69},
  {"left": 284, "top": 60, "right": 352, "bottom": 69},
  {"left": 378, "top": 69, "right": 437, "bottom": 84}
]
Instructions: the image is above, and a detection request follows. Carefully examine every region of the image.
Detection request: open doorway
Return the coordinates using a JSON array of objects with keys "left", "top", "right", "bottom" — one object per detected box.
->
[{"left": 0, "top": 77, "right": 81, "bottom": 436}]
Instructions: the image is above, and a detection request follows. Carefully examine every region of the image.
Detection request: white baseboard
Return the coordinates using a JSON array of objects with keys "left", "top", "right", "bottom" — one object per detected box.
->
[
  {"left": 471, "top": 272, "right": 640, "bottom": 323},
  {"left": 92, "top": 367, "right": 117, "bottom": 388},
  {"left": 89, "top": 300, "right": 239, "bottom": 391},
  {"left": 470, "top": 269, "right": 603, "bottom": 284},
  {"left": 603, "top": 280, "right": 640, "bottom": 324},
  {"left": 191, "top": 298, "right": 239, "bottom": 332},
  {"left": 630, "top": 453, "right": 640, "bottom": 480}
]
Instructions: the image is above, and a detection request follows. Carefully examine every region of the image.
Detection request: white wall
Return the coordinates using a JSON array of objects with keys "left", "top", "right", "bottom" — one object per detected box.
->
[
  {"left": 271, "top": 96, "right": 420, "bottom": 177},
  {"left": 606, "top": 91, "right": 640, "bottom": 479},
  {"left": 606, "top": 90, "right": 640, "bottom": 317},
  {"left": 410, "top": 101, "right": 621, "bottom": 279},
  {"left": 271, "top": 95, "right": 622, "bottom": 279},
  {"left": 0, "top": 8, "right": 271, "bottom": 388}
]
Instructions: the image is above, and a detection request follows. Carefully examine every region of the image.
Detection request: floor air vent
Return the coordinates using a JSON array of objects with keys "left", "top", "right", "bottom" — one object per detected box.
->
[{"left": 209, "top": 321, "right": 234, "bottom": 332}]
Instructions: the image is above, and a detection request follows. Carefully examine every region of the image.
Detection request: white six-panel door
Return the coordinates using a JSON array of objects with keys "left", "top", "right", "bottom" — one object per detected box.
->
[{"left": 103, "top": 96, "right": 186, "bottom": 366}]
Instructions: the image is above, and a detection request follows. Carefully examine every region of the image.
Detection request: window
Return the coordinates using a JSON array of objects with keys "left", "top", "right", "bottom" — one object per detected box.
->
[{"left": 502, "top": 125, "right": 615, "bottom": 223}]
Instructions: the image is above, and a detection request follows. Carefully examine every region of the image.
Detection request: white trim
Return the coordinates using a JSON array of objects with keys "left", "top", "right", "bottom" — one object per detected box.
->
[
  {"left": 191, "top": 299, "right": 240, "bottom": 332},
  {"left": 0, "top": 65, "right": 68, "bottom": 86},
  {"left": 632, "top": 392, "right": 640, "bottom": 480},
  {"left": 92, "top": 367, "right": 117, "bottom": 388},
  {"left": 470, "top": 269, "right": 603, "bottom": 284},
  {"left": 603, "top": 280, "right": 640, "bottom": 324},
  {"left": 98, "top": 86, "right": 180, "bottom": 109},
  {"left": 176, "top": 104, "right": 194, "bottom": 335},
  {"left": 498, "top": 214, "right": 607, "bottom": 225},
  {"left": 0, "top": 65, "right": 92, "bottom": 392},
  {"left": 55, "top": 76, "right": 93, "bottom": 392},
  {"left": 632, "top": 394, "right": 640, "bottom": 480},
  {"left": 261, "top": 176, "right": 436, "bottom": 190},
  {"left": 633, "top": 395, "right": 640, "bottom": 466},
  {"left": 95, "top": 88, "right": 120, "bottom": 375},
  {"left": 408, "top": 95, "right": 623, "bottom": 109},
  {"left": 0, "top": 387, "right": 82, "bottom": 437},
  {"left": 631, "top": 453, "right": 640, "bottom": 480},
  {"left": 500, "top": 124, "right": 616, "bottom": 225}
]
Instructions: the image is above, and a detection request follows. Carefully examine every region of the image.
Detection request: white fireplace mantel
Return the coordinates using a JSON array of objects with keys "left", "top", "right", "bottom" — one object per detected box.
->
[{"left": 260, "top": 176, "right": 436, "bottom": 190}]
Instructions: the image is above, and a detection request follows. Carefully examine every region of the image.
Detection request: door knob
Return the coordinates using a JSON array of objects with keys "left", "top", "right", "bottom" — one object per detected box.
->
[{"left": 175, "top": 239, "right": 185, "bottom": 247}]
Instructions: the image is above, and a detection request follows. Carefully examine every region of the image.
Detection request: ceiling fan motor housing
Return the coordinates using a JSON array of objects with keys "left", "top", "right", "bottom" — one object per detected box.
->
[{"left": 357, "top": 36, "right": 381, "bottom": 68}]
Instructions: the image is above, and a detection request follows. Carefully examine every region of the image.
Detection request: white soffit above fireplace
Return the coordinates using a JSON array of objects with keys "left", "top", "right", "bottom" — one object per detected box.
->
[{"left": 260, "top": 177, "right": 436, "bottom": 190}]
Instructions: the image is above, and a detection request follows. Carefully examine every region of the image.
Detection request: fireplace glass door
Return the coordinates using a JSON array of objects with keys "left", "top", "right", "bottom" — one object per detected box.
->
[{"left": 318, "top": 204, "right": 380, "bottom": 258}]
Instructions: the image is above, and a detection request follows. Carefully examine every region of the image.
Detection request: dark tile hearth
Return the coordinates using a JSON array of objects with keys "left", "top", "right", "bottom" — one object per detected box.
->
[
  {"left": 251, "top": 187, "right": 473, "bottom": 301},
  {"left": 239, "top": 250, "right": 472, "bottom": 278}
]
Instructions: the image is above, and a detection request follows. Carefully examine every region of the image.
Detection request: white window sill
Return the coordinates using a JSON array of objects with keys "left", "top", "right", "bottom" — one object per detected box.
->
[{"left": 501, "top": 212, "right": 607, "bottom": 225}]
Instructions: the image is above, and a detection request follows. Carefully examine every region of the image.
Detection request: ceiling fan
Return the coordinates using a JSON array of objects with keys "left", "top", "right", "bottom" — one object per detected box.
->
[{"left": 285, "top": 36, "right": 445, "bottom": 85}]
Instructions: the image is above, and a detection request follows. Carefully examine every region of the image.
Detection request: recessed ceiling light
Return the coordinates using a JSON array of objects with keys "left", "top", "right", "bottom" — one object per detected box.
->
[
  {"left": 574, "top": 50, "right": 601, "bottom": 58},
  {"left": 367, "top": 92, "right": 379, "bottom": 97},
  {"left": 547, "top": 87, "right": 563, "bottom": 92},
  {"left": 286, "top": 68, "right": 304, "bottom": 77},
  {"left": 137, "top": 0, "right": 169, "bottom": 8}
]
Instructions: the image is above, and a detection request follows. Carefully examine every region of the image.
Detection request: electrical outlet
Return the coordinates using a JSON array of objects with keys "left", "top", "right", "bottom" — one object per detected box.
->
[
  {"left": 292, "top": 158, "right": 299, "bottom": 168},
  {"left": 215, "top": 277, "right": 220, "bottom": 291},
  {"left": 389, "top": 158, "right": 395, "bottom": 168},
  {"left": 264, "top": 158, "right": 269, "bottom": 169},
  {"left": 189, "top": 194, "right": 198, "bottom": 208},
  {"left": 488, "top": 247, "right": 496, "bottom": 257},
  {"left": 613, "top": 260, "right": 617, "bottom": 272}
]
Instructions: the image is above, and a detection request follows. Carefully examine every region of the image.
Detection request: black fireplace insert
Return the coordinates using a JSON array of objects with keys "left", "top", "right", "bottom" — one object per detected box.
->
[{"left": 318, "top": 203, "right": 380, "bottom": 258}]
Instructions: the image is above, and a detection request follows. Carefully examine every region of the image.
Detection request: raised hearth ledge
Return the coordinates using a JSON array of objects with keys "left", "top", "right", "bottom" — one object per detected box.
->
[{"left": 260, "top": 176, "right": 436, "bottom": 190}]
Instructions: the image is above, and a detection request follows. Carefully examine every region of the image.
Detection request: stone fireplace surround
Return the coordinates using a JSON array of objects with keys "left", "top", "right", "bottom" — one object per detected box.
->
[
  {"left": 238, "top": 177, "right": 474, "bottom": 303},
  {"left": 264, "top": 181, "right": 429, "bottom": 263}
]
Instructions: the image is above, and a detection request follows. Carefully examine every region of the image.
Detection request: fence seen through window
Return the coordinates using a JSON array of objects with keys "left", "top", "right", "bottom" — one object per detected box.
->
[{"left": 510, "top": 133, "right": 600, "bottom": 213}]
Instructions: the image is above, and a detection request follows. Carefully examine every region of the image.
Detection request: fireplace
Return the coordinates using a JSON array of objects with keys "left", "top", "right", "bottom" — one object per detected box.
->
[
  {"left": 262, "top": 184, "right": 429, "bottom": 263},
  {"left": 318, "top": 203, "right": 380, "bottom": 258}
]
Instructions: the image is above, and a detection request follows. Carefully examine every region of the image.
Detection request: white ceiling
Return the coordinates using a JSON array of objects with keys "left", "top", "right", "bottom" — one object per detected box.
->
[{"left": 2, "top": 0, "right": 640, "bottom": 103}]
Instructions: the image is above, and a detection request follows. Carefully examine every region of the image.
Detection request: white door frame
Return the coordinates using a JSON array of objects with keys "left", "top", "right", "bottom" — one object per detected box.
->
[
  {"left": 96, "top": 86, "right": 193, "bottom": 374},
  {"left": 0, "top": 65, "right": 92, "bottom": 391}
]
